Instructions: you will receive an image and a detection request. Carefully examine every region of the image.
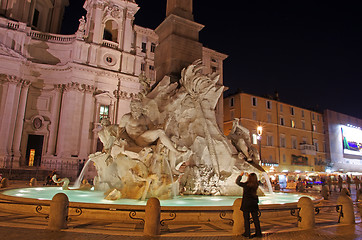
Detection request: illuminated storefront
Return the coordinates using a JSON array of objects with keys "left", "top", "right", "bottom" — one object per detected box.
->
[{"left": 325, "top": 110, "right": 362, "bottom": 172}]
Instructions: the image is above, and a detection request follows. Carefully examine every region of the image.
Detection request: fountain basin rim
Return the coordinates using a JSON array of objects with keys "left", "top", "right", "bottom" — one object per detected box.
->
[{"left": 0, "top": 187, "right": 323, "bottom": 212}]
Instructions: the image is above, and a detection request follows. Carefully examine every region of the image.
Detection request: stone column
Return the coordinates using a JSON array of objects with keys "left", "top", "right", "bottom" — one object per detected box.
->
[
  {"left": 12, "top": 80, "right": 30, "bottom": 161},
  {"left": 122, "top": 11, "right": 135, "bottom": 53},
  {"left": 79, "top": 85, "right": 95, "bottom": 159},
  {"left": 91, "top": 3, "right": 104, "bottom": 44},
  {"left": 56, "top": 83, "right": 80, "bottom": 157},
  {"left": 46, "top": 84, "right": 63, "bottom": 156},
  {"left": 0, "top": 76, "right": 22, "bottom": 158}
]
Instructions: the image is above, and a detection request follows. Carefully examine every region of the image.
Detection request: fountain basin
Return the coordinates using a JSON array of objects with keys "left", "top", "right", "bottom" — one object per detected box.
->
[
  {"left": 1, "top": 187, "right": 318, "bottom": 206},
  {"left": 0, "top": 187, "right": 323, "bottom": 223}
]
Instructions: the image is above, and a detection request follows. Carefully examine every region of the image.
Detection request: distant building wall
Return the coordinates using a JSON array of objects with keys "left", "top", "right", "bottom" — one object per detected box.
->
[
  {"left": 224, "top": 92, "right": 327, "bottom": 173},
  {"left": 324, "top": 109, "right": 362, "bottom": 172}
]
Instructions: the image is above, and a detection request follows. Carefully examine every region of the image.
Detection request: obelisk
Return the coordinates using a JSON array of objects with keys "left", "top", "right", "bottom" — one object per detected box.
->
[{"left": 155, "top": 0, "right": 204, "bottom": 83}]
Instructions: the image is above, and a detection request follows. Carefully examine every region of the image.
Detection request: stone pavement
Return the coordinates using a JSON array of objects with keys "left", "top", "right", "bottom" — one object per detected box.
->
[{"left": 0, "top": 180, "right": 361, "bottom": 240}]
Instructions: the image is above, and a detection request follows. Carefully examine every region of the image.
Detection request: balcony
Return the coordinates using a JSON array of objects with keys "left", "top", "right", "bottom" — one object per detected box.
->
[
  {"left": 101, "top": 40, "right": 119, "bottom": 50},
  {"left": 300, "top": 143, "right": 316, "bottom": 155}
]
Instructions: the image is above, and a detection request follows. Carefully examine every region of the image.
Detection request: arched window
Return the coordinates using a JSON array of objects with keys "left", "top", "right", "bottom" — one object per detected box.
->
[{"left": 103, "top": 20, "right": 118, "bottom": 43}]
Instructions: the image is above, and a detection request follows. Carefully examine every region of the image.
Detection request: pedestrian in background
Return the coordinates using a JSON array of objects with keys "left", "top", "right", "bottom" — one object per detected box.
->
[
  {"left": 338, "top": 175, "right": 343, "bottom": 192},
  {"left": 235, "top": 172, "right": 262, "bottom": 238}
]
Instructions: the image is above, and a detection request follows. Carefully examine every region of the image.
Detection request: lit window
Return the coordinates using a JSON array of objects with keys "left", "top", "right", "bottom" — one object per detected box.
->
[
  {"left": 291, "top": 120, "right": 296, "bottom": 128},
  {"left": 99, "top": 105, "right": 109, "bottom": 122},
  {"left": 312, "top": 124, "right": 317, "bottom": 132}
]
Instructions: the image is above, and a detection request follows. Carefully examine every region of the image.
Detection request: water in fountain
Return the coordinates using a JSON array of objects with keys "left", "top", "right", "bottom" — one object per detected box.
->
[
  {"left": 73, "top": 159, "right": 91, "bottom": 189},
  {"left": 163, "top": 156, "right": 177, "bottom": 198},
  {"left": 262, "top": 172, "right": 274, "bottom": 194}
]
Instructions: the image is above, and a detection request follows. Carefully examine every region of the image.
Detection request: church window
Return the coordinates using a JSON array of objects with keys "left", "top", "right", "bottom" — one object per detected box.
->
[
  {"left": 99, "top": 105, "right": 109, "bottom": 122},
  {"left": 141, "top": 63, "right": 145, "bottom": 71},
  {"left": 149, "top": 65, "right": 154, "bottom": 71},
  {"left": 32, "top": 9, "right": 40, "bottom": 27}
]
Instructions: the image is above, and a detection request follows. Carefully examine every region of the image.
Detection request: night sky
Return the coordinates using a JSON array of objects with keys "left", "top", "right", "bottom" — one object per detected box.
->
[{"left": 61, "top": 0, "right": 362, "bottom": 119}]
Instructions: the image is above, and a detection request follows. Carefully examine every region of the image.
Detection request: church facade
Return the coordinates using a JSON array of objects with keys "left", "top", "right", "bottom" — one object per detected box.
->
[{"left": 0, "top": 0, "right": 227, "bottom": 178}]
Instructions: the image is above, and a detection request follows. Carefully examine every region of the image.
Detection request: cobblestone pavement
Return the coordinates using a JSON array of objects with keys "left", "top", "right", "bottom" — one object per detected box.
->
[{"left": 0, "top": 181, "right": 361, "bottom": 240}]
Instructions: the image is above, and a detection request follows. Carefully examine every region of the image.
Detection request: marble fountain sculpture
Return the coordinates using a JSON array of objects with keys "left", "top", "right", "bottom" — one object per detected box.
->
[{"left": 87, "top": 60, "right": 268, "bottom": 201}]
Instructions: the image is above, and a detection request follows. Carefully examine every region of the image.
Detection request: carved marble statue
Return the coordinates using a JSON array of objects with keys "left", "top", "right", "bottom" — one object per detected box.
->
[{"left": 89, "top": 60, "right": 266, "bottom": 200}]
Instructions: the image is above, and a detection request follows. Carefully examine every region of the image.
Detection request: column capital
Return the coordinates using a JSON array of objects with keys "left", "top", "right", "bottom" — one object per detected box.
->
[
  {"left": 81, "top": 84, "right": 97, "bottom": 94},
  {"left": 5, "top": 75, "right": 22, "bottom": 85}
]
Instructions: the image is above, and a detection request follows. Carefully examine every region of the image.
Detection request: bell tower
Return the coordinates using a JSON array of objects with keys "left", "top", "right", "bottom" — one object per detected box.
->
[
  {"left": 83, "top": 0, "right": 139, "bottom": 52},
  {"left": 155, "top": 0, "right": 204, "bottom": 82}
]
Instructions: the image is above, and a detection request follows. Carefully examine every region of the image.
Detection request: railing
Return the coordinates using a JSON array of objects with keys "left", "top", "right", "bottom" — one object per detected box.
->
[
  {"left": 7, "top": 22, "right": 19, "bottom": 30},
  {"left": 101, "top": 40, "right": 119, "bottom": 49},
  {"left": 300, "top": 143, "right": 317, "bottom": 155},
  {"left": 258, "top": 205, "right": 343, "bottom": 223},
  {"left": 260, "top": 207, "right": 301, "bottom": 222},
  {"left": 28, "top": 31, "right": 76, "bottom": 43}
]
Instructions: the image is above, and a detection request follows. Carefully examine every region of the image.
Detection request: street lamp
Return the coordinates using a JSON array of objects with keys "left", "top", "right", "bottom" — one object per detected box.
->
[{"left": 257, "top": 126, "right": 263, "bottom": 165}]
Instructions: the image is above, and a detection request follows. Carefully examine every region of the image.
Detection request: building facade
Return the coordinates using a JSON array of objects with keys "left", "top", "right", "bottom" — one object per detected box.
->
[
  {"left": 324, "top": 109, "right": 362, "bottom": 173},
  {"left": 0, "top": 0, "right": 227, "bottom": 179},
  {"left": 224, "top": 92, "right": 327, "bottom": 173}
]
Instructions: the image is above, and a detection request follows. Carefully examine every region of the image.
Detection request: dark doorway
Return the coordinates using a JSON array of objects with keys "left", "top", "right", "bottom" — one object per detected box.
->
[{"left": 25, "top": 135, "right": 44, "bottom": 167}]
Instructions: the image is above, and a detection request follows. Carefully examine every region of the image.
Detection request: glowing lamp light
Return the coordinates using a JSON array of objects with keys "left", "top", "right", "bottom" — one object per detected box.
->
[{"left": 257, "top": 126, "right": 263, "bottom": 136}]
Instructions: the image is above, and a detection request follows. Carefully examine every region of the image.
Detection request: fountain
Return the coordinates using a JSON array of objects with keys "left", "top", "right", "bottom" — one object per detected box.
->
[{"left": 0, "top": 61, "right": 321, "bottom": 221}]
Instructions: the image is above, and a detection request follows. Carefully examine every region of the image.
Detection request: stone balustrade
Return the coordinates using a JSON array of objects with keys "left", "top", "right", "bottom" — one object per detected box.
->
[
  {"left": 101, "top": 40, "right": 119, "bottom": 49},
  {"left": 28, "top": 31, "right": 76, "bottom": 43}
]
